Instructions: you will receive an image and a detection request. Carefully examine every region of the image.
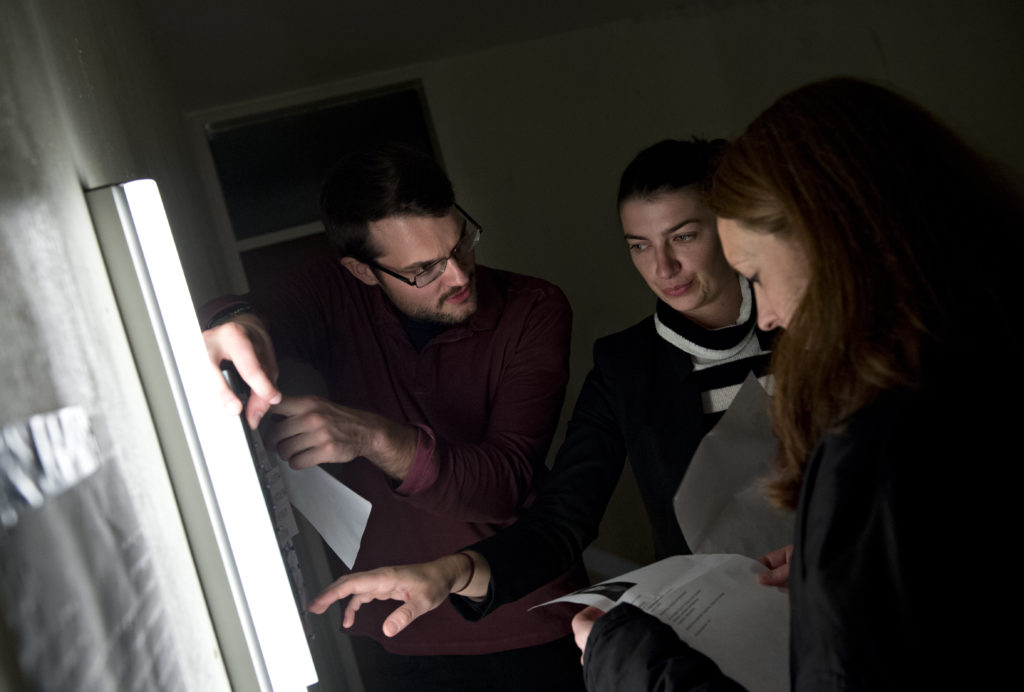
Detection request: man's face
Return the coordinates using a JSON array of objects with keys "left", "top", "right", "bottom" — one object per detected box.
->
[{"left": 363, "top": 208, "right": 478, "bottom": 324}]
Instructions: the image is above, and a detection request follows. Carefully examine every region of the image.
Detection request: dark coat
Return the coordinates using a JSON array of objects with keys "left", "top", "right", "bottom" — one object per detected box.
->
[
  {"left": 582, "top": 374, "right": 1014, "bottom": 691},
  {"left": 459, "top": 315, "right": 772, "bottom": 615}
]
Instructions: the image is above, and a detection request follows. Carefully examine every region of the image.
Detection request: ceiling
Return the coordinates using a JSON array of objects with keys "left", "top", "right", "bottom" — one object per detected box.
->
[{"left": 134, "top": 0, "right": 698, "bottom": 111}]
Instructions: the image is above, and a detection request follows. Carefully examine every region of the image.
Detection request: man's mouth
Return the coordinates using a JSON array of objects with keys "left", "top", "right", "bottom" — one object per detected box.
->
[
  {"left": 446, "top": 285, "right": 471, "bottom": 303},
  {"left": 441, "top": 274, "right": 476, "bottom": 306}
]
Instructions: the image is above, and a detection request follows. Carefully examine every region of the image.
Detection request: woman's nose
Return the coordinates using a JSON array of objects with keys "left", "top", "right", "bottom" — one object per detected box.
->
[
  {"left": 655, "top": 249, "right": 680, "bottom": 279},
  {"left": 753, "top": 284, "right": 779, "bottom": 331}
]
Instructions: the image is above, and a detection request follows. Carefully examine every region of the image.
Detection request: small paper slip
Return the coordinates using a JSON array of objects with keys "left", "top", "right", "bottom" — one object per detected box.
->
[
  {"left": 538, "top": 554, "right": 789, "bottom": 692},
  {"left": 274, "top": 456, "right": 372, "bottom": 569}
]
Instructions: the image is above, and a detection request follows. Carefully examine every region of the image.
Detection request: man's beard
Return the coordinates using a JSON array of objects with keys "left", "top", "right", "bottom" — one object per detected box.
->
[{"left": 383, "top": 272, "right": 478, "bottom": 325}]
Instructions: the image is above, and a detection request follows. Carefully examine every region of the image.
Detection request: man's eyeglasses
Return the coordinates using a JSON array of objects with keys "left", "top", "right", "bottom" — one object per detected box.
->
[{"left": 370, "top": 205, "right": 482, "bottom": 288}]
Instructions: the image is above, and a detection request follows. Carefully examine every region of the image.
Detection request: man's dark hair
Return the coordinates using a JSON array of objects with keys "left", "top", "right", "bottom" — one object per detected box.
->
[
  {"left": 320, "top": 142, "right": 455, "bottom": 261},
  {"left": 617, "top": 137, "right": 728, "bottom": 209}
]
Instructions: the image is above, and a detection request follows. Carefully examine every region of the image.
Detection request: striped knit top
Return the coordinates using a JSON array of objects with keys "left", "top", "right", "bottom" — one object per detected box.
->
[{"left": 653, "top": 277, "right": 773, "bottom": 431}]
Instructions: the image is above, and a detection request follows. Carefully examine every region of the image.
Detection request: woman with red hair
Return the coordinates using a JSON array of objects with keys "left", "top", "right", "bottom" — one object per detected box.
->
[{"left": 575, "top": 77, "right": 1023, "bottom": 690}]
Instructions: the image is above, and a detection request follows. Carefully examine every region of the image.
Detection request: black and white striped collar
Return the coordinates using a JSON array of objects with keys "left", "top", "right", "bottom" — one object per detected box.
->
[{"left": 653, "top": 276, "right": 756, "bottom": 361}]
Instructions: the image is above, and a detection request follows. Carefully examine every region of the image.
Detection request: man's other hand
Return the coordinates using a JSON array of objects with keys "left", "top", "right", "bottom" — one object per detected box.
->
[
  {"left": 267, "top": 395, "right": 417, "bottom": 479},
  {"left": 203, "top": 314, "right": 281, "bottom": 429}
]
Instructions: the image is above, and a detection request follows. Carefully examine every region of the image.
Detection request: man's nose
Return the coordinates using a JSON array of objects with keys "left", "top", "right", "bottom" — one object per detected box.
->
[{"left": 445, "top": 253, "right": 471, "bottom": 284}]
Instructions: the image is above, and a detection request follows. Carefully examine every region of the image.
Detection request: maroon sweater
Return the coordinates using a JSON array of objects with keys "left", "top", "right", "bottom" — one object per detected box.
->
[{"left": 205, "top": 260, "right": 584, "bottom": 654}]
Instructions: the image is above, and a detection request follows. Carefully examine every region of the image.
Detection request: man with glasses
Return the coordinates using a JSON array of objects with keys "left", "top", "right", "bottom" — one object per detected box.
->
[{"left": 201, "top": 142, "right": 584, "bottom": 691}]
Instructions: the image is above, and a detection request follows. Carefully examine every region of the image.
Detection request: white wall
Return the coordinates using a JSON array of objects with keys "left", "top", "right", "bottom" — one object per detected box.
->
[{"left": 0, "top": 0, "right": 229, "bottom": 687}]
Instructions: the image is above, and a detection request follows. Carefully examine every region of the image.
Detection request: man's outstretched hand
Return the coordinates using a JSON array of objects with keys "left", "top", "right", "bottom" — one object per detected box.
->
[{"left": 307, "top": 554, "right": 481, "bottom": 637}]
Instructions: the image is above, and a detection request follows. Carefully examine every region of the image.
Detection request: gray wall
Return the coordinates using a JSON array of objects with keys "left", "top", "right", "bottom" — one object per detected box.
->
[
  {"left": 429, "top": 0, "right": 1024, "bottom": 564},
  {"left": 429, "top": 0, "right": 1024, "bottom": 565},
  {"left": 187, "top": 0, "right": 1023, "bottom": 566},
  {"left": 1, "top": 0, "right": 229, "bottom": 688}
]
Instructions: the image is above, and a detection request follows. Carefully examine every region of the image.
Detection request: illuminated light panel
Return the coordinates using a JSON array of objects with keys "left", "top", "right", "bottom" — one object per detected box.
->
[{"left": 120, "top": 179, "right": 316, "bottom": 691}]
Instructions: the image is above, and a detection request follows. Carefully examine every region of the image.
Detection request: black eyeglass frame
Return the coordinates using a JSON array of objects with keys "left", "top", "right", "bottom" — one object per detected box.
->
[{"left": 368, "top": 204, "right": 482, "bottom": 288}]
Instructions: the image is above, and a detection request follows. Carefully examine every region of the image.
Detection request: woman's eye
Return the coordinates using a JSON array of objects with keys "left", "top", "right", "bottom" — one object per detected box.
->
[
  {"left": 673, "top": 233, "right": 696, "bottom": 243},
  {"left": 628, "top": 242, "right": 647, "bottom": 252}
]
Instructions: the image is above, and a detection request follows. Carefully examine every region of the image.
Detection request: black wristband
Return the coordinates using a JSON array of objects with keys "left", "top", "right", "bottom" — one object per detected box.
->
[
  {"left": 453, "top": 552, "right": 476, "bottom": 594},
  {"left": 205, "top": 303, "right": 255, "bottom": 330}
]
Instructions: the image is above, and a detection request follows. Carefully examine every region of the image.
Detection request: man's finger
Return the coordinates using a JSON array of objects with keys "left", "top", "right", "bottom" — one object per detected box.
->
[
  {"left": 265, "top": 405, "right": 320, "bottom": 449},
  {"left": 232, "top": 351, "right": 281, "bottom": 411},
  {"left": 308, "top": 577, "right": 359, "bottom": 615},
  {"left": 267, "top": 423, "right": 309, "bottom": 456},
  {"left": 269, "top": 395, "right": 318, "bottom": 417},
  {"left": 342, "top": 594, "right": 369, "bottom": 628},
  {"left": 382, "top": 602, "right": 426, "bottom": 637},
  {"left": 204, "top": 322, "right": 281, "bottom": 421},
  {"left": 286, "top": 447, "right": 325, "bottom": 470},
  {"left": 208, "top": 360, "right": 244, "bottom": 415},
  {"left": 272, "top": 434, "right": 327, "bottom": 469},
  {"left": 309, "top": 569, "right": 398, "bottom": 614},
  {"left": 245, "top": 393, "right": 277, "bottom": 430}
]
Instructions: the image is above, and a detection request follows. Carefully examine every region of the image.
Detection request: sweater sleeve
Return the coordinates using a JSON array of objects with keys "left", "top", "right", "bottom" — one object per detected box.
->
[
  {"left": 387, "top": 282, "right": 573, "bottom": 522},
  {"left": 202, "top": 263, "right": 573, "bottom": 524},
  {"left": 199, "top": 260, "right": 334, "bottom": 368},
  {"left": 451, "top": 336, "right": 629, "bottom": 613},
  {"left": 583, "top": 604, "right": 746, "bottom": 692}
]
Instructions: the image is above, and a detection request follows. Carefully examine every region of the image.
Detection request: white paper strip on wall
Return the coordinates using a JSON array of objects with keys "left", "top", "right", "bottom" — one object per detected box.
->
[{"left": 272, "top": 452, "right": 372, "bottom": 570}]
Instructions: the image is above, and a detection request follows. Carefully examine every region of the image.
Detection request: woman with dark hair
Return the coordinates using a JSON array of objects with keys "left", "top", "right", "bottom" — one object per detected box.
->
[
  {"left": 574, "top": 77, "right": 1022, "bottom": 690},
  {"left": 308, "top": 139, "right": 783, "bottom": 646}
]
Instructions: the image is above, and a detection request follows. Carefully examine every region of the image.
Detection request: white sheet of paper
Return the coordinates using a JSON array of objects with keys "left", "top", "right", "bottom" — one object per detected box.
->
[
  {"left": 674, "top": 372, "right": 792, "bottom": 557},
  {"left": 274, "top": 456, "right": 371, "bottom": 569},
  {"left": 539, "top": 554, "right": 789, "bottom": 692}
]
